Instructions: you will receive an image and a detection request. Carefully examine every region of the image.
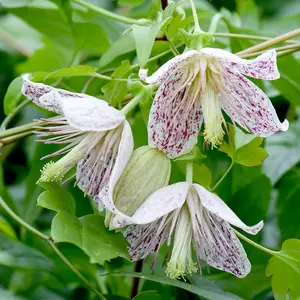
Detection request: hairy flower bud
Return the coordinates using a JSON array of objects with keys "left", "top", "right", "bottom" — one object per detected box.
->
[{"left": 106, "top": 146, "right": 171, "bottom": 229}]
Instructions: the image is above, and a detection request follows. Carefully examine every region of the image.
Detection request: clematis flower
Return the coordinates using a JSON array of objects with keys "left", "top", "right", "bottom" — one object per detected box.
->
[
  {"left": 139, "top": 48, "right": 288, "bottom": 157},
  {"left": 21, "top": 75, "right": 133, "bottom": 204},
  {"left": 121, "top": 182, "right": 263, "bottom": 278}
]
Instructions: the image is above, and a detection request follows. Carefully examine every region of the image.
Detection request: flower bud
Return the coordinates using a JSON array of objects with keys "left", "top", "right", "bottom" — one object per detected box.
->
[{"left": 108, "top": 146, "right": 171, "bottom": 226}]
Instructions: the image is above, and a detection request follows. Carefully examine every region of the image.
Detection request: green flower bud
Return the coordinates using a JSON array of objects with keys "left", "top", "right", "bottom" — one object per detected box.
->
[{"left": 113, "top": 146, "right": 171, "bottom": 216}]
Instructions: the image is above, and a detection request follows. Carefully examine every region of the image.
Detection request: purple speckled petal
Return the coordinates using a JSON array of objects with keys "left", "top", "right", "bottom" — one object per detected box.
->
[
  {"left": 197, "top": 213, "right": 251, "bottom": 278},
  {"left": 148, "top": 72, "right": 203, "bottom": 158},
  {"left": 201, "top": 48, "right": 280, "bottom": 80},
  {"left": 139, "top": 50, "right": 199, "bottom": 85},
  {"left": 220, "top": 70, "right": 288, "bottom": 137}
]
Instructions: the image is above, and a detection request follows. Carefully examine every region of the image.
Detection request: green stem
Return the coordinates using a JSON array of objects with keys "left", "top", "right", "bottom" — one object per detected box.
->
[
  {"left": 211, "top": 160, "right": 234, "bottom": 191},
  {"left": 0, "top": 131, "right": 34, "bottom": 147},
  {"left": 166, "top": 33, "right": 180, "bottom": 56},
  {"left": 0, "top": 197, "right": 106, "bottom": 299},
  {"left": 72, "top": 0, "right": 149, "bottom": 25},
  {"left": 277, "top": 48, "right": 300, "bottom": 57},
  {"left": 236, "top": 28, "right": 300, "bottom": 56},
  {"left": 213, "top": 32, "right": 299, "bottom": 44},
  {"left": 147, "top": 42, "right": 184, "bottom": 63},
  {"left": 0, "top": 197, "right": 49, "bottom": 240},
  {"left": 239, "top": 43, "right": 300, "bottom": 58},
  {"left": 94, "top": 73, "right": 129, "bottom": 82},
  {"left": 1, "top": 100, "right": 31, "bottom": 131},
  {"left": 188, "top": 0, "right": 201, "bottom": 33},
  {"left": 121, "top": 93, "right": 144, "bottom": 116},
  {"left": 208, "top": 13, "right": 223, "bottom": 34},
  {"left": 186, "top": 162, "right": 193, "bottom": 184},
  {"left": 233, "top": 229, "right": 278, "bottom": 256},
  {"left": 49, "top": 241, "right": 107, "bottom": 300},
  {"left": 0, "top": 121, "right": 42, "bottom": 139}
]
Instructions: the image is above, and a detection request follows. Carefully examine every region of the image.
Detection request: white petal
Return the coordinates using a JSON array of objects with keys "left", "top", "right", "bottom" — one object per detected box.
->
[
  {"left": 22, "top": 75, "right": 125, "bottom": 131},
  {"left": 97, "top": 121, "right": 134, "bottom": 220},
  {"left": 22, "top": 75, "right": 63, "bottom": 114},
  {"left": 148, "top": 74, "right": 203, "bottom": 158},
  {"left": 196, "top": 213, "right": 251, "bottom": 278},
  {"left": 201, "top": 48, "right": 280, "bottom": 80},
  {"left": 220, "top": 71, "right": 288, "bottom": 137},
  {"left": 107, "top": 182, "right": 189, "bottom": 228},
  {"left": 139, "top": 50, "right": 199, "bottom": 85},
  {"left": 193, "top": 184, "right": 263, "bottom": 235},
  {"left": 61, "top": 96, "right": 124, "bottom": 132}
]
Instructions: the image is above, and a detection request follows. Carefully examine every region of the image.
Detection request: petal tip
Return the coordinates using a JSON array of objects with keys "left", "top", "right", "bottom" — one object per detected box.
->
[
  {"left": 281, "top": 119, "right": 289, "bottom": 132},
  {"left": 248, "top": 220, "right": 264, "bottom": 235}
]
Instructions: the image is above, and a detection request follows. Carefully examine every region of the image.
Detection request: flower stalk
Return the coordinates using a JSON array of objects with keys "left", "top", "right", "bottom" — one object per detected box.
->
[
  {"left": 211, "top": 160, "right": 234, "bottom": 192},
  {"left": 72, "top": 0, "right": 150, "bottom": 25},
  {"left": 236, "top": 28, "right": 300, "bottom": 56}
]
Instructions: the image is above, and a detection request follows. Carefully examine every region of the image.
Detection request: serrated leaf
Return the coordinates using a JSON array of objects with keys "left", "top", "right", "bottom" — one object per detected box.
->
[
  {"left": 266, "top": 239, "right": 300, "bottom": 300},
  {"left": 51, "top": 211, "right": 82, "bottom": 245},
  {"left": 3, "top": 76, "right": 23, "bottom": 115},
  {"left": 219, "top": 125, "right": 268, "bottom": 166},
  {"left": 51, "top": 213, "right": 129, "bottom": 265},
  {"left": 0, "top": 234, "right": 55, "bottom": 271},
  {"left": 235, "top": 137, "right": 268, "bottom": 166},
  {"left": 37, "top": 182, "right": 76, "bottom": 215}
]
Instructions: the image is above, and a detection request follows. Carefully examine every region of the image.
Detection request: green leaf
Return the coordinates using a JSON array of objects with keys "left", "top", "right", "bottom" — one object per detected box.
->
[
  {"left": 3, "top": 76, "right": 23, "bottom": 115},
  {"left": 51, "top": 213, "right": 129, "bottom": 265},
  {"left": 263, "top": 115, "right": 300, "bottom": 185},
  {"left": 37, "top": 182, "right": 76, "bottom": 215},
  {"left": 219, "top": 125, "right": 268, "bottom": 166},
  {"left": 276, "top": 169, "right": 300, "bottom": 240},
  {"left": 266, "top": 239, "right": 300, "bottom": 300},
  {"left": 0, "top": 216, "right": 17, "bottom": 240},
  {"left": 272, "top": 56, "right": 300, "bottom": 106},
  {"left": 17, "top": 39, "right": 72, "bottom": 73},
  {"left": 132, "top": 17, "right": 171, "bottom": 67},
  {"left": 108, "top": 272, "right": 242, "bottom": 300},
  {"left": 101, "top": 60, "right": 132, "bottom": 107},
  {"left": 98, "top": 32, "right": 136, "bottom": 68},
  {"left": 51, "top": 211, "right": 82, "bottom": 245},
  {"left": 133, "top": 291, "right": 162, "bottom": 300},
  {"left": 0, "top": 234, "right": 55, "bottom": 271},
  {"left": 31, "top": 65, "right": 97, "bottom": 82}
]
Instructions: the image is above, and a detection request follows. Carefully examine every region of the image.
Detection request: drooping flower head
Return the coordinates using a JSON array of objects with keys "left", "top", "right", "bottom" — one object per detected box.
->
[
  {"left": 22, "top": 75, "right": 133, "bottom": 205},
  {"left": 140, "top": 48, "right": 288, "bottom": 157},
  {"left": 119, "top": 182, "right": 263, "bottom": 278}
]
